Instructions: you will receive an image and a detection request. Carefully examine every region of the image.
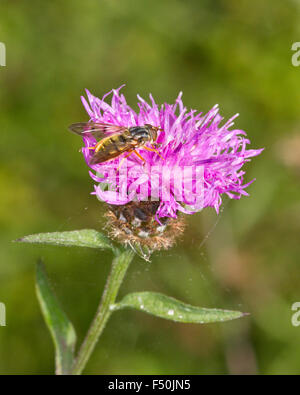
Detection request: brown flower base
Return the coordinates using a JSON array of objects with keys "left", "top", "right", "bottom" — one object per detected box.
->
[{"left": 105, "top": 201, "right": 185, "bottom": 256}]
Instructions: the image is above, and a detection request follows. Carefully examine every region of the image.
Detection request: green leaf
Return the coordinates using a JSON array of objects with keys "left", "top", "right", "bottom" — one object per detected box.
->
[
  {"left": 36, "top": 261, "right": 77, "bottom": 375},
  {"left": 15, "top": 229, "right": 116, "bottom": 252},
  {"left": 114, "top": 292, "right": 247, "bottom": 324}
]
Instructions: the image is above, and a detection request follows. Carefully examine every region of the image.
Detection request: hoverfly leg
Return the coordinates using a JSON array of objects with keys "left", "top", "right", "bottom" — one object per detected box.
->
[
  {"left": 94, "top": 140, "right": 106, "bottom": 153},
  {"left": 117, "top": 151, "right": 135, "bottom": 171},
  {"left": 133, "top": 150, "right": 146, "bottom": 163},
  {"left": 151, "top": 142, "right": 161, "bottom": 148},
  {"left": 80, "top": 146, "right": 95, "bottom": 152},
  {"left": 117, "top": 150, "right": 146, "bottom": 171},
  {"left": 143, "top": 146, "right": 165, "bottom": 161}
]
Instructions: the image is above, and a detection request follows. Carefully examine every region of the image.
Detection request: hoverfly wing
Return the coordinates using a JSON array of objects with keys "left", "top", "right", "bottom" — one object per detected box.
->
[
  {"left": 68, "top": 122, "right": 90, "bottom": 134},
  {"left": 68, "top": 122, "right": 127, "bottom": 140},
  {"left": 89, "top": 148, "right": 130, "bottom": 165}
]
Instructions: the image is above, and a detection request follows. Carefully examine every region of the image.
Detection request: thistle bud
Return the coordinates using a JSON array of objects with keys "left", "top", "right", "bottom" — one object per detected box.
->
[{"left": 105, "top": 202, "right": 185, "bottom": 261}]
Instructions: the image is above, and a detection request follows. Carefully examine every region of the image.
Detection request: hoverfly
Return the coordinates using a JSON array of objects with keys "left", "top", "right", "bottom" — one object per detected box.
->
[{"left": 68, "top": 122, "right": 163, "bottom": 165}]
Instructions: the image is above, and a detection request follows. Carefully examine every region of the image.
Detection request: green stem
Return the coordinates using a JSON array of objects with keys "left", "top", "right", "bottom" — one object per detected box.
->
[{"left": 71, "top": 250, "right": 134, "bottom": 375}]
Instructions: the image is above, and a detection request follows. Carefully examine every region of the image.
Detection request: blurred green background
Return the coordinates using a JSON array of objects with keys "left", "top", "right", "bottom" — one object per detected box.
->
[{"left": 0, "top": 0, "right": 300, "bottom": 374}]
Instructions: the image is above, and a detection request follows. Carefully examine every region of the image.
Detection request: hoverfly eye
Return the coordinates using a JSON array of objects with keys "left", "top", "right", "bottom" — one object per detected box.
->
[{"left": 151, "top": 128, "right": 158, "bottom": 142}]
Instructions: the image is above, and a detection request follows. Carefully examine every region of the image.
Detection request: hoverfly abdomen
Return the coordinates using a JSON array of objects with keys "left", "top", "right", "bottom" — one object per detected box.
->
[{"left": 108, "top": 133, "right": 128, "bottom": 152}]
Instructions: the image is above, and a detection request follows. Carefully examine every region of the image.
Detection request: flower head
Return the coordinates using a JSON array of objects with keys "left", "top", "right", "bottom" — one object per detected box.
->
[{"left": 77, "top": 86, "right": 263, "bottom": 257}]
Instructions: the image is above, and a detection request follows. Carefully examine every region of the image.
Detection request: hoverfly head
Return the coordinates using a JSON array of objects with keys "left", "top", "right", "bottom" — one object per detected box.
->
[{"left": 144, "top": 124, "right": 160, "bottom": 142}]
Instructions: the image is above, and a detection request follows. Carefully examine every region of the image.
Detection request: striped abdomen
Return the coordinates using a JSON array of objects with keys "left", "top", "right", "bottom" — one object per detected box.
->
[{"left": 90, "top": 130, "right": 137, "bottom": 164}]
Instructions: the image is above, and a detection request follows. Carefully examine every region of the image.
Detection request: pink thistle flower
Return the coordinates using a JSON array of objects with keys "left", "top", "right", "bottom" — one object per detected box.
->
[{"left": 74, "top": 86, "right": 263, "bottom": 258}]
